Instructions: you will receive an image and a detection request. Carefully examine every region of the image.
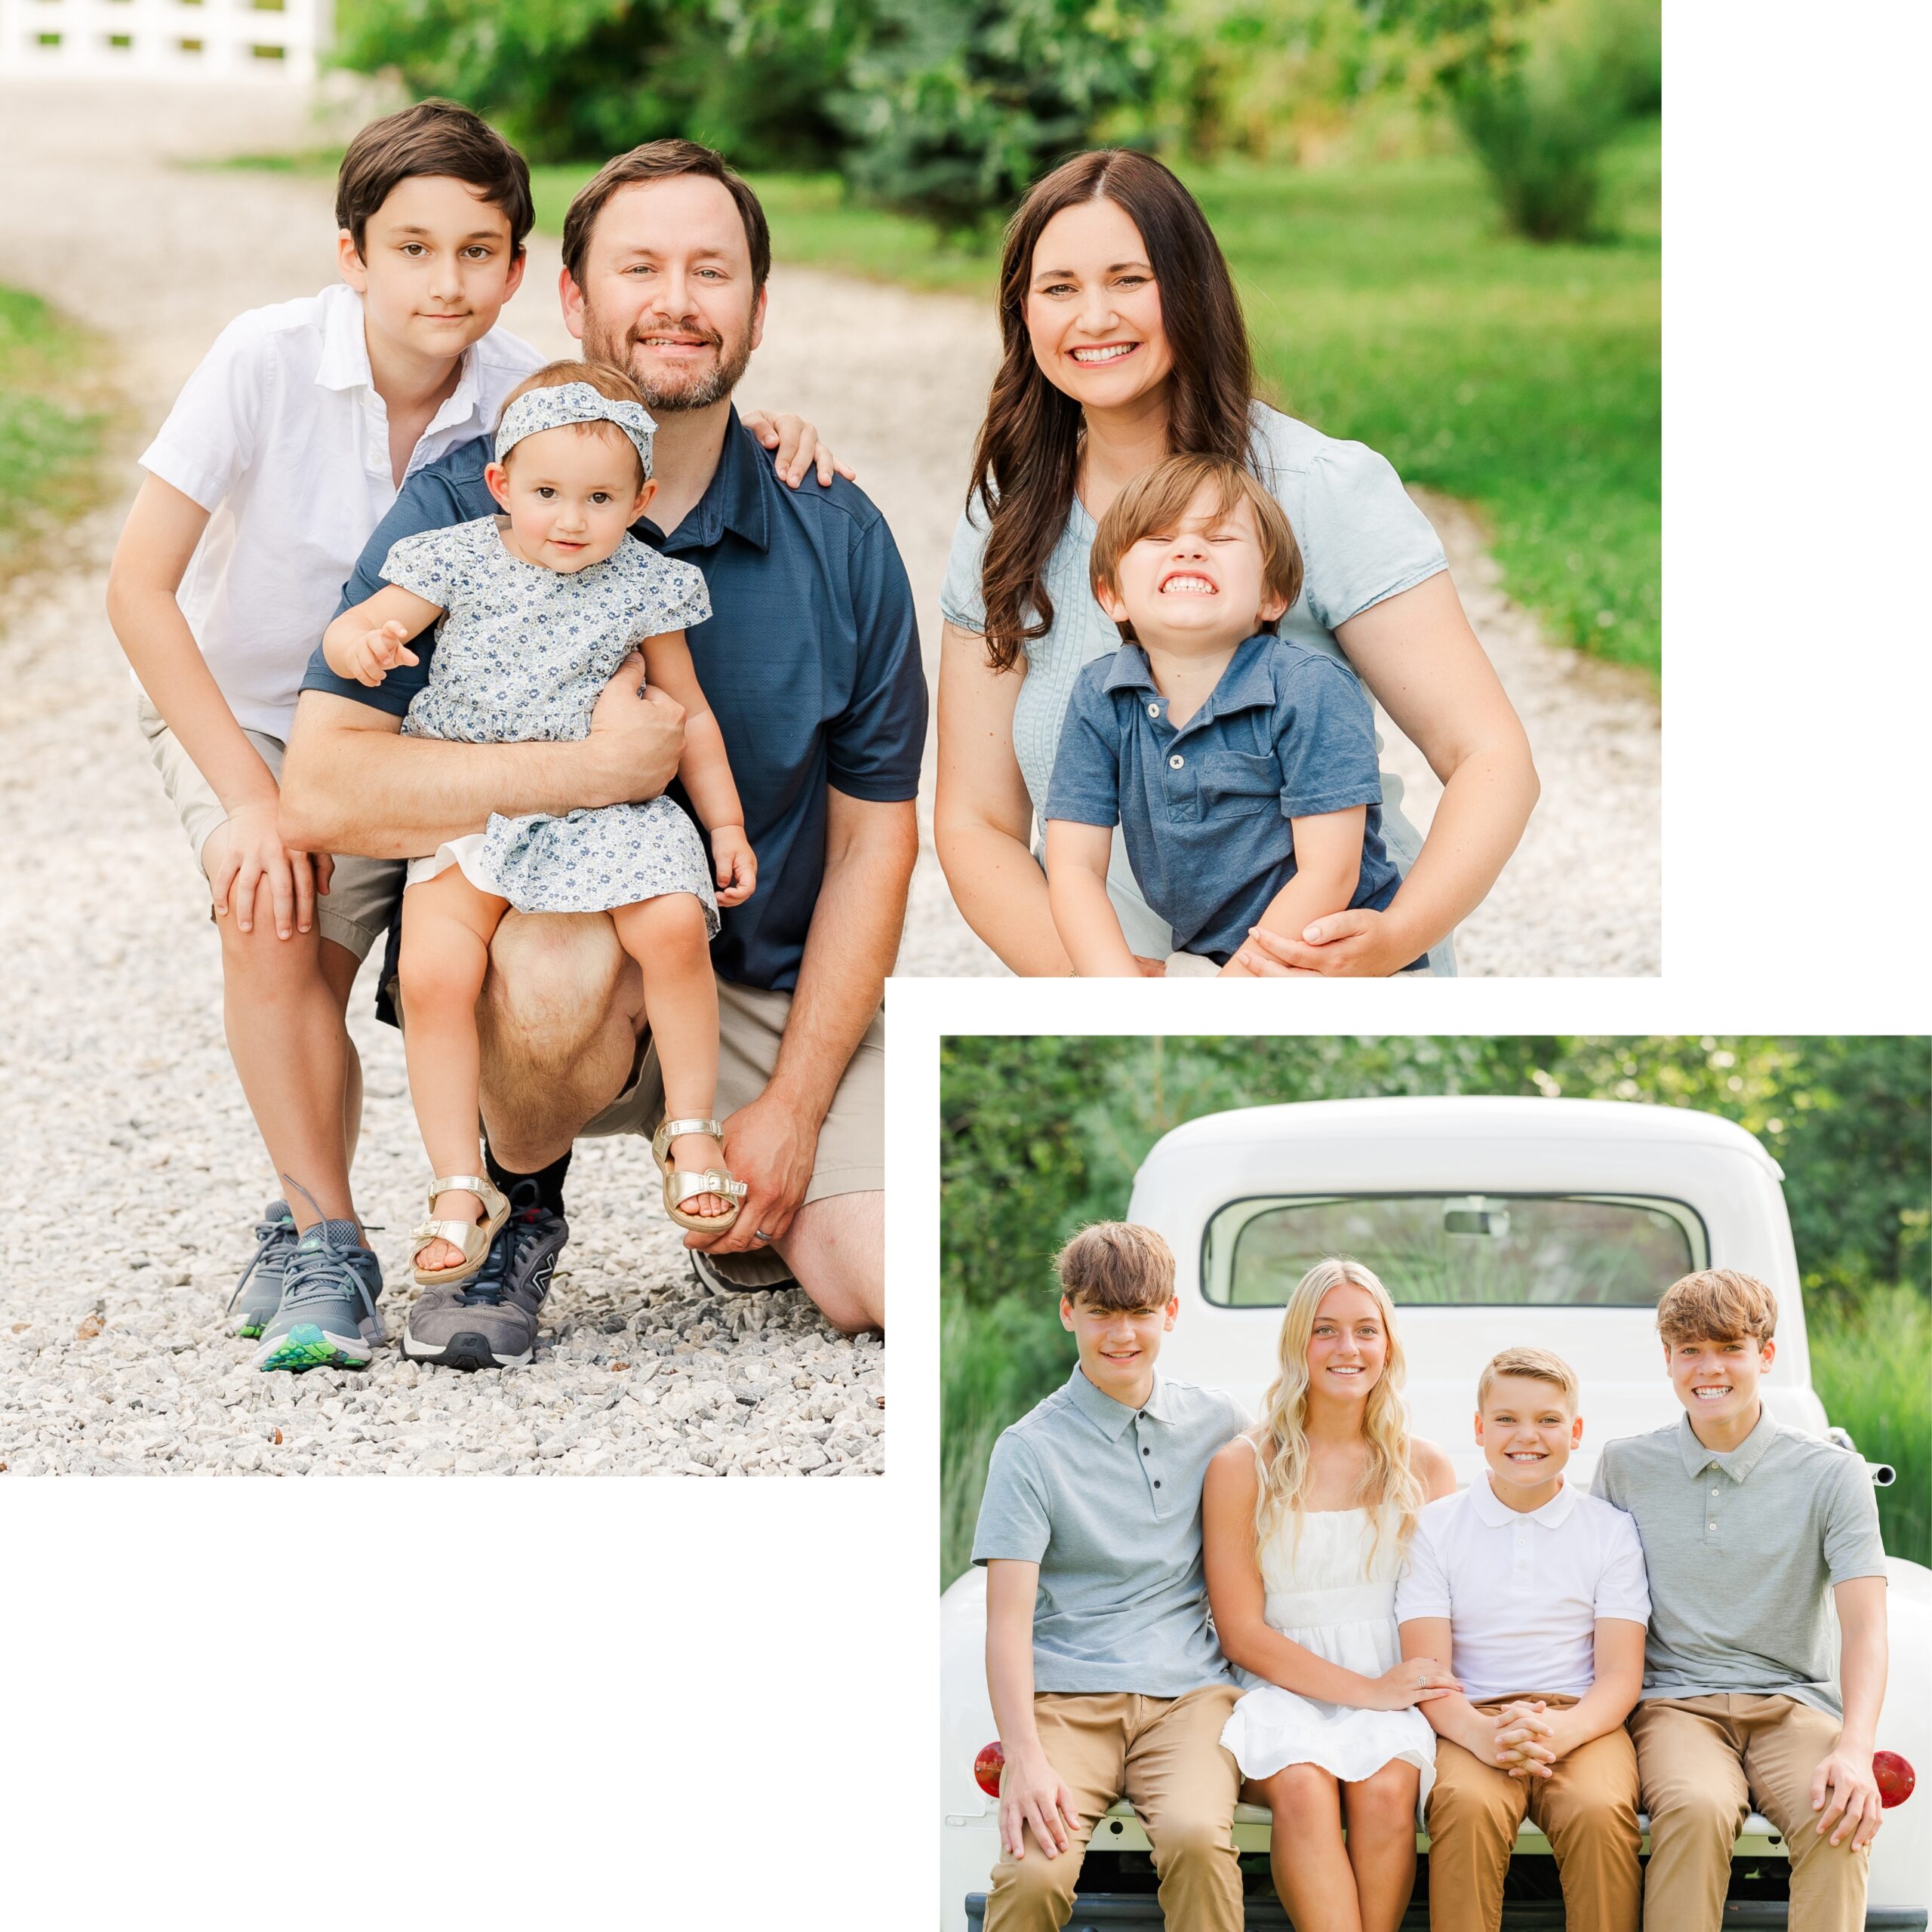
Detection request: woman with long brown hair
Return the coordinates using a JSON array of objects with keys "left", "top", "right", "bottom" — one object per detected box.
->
[
  {"left": 934, "top": 149, "right": 1538, "bottom": 975},
  {"left": 1203, "top": 1258, "right": 1457, "bottom": 1931}
]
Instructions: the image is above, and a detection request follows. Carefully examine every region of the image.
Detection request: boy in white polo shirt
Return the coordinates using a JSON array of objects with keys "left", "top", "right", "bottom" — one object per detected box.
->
[
  {"left": 107, "top": 100, "right": 544, "bottom": 1367},
  {"left": 1395, "top": 1347, "right": 1651, "bottom": 1932}
]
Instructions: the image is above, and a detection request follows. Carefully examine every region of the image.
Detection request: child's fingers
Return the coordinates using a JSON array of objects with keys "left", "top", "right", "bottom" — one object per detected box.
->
[{"left": 268, "top": 853, "right": 297, "bottom": 940}]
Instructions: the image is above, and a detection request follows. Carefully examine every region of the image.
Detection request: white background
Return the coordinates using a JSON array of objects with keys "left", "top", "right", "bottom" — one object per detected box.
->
[{"left": 7, "top": 2, "right": 1932, "bottom": 1924}]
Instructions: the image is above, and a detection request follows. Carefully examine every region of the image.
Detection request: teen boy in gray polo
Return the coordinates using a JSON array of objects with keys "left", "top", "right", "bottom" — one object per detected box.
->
[
  {"left": 973, "top": 1223, "right": 1250, "bottom": 1932},
  {"left": 1593, "top": 1269, "right": 1890, "bottom": 1932}
]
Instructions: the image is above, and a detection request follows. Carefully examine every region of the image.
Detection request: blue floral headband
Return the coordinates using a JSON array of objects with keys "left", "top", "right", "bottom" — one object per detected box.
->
[{"left": 494, "top": 380, "right": 656, "bottom": 479}]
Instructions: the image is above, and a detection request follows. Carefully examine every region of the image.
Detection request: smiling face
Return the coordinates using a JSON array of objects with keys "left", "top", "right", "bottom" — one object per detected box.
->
[
  {"left": 1476, "top": 1374, "right": 1582, "bottom": 1503},
  {"left": 340, "top": 174, "right": 525, "bottom": 365},
  {"left": 1097, "top": 484, "right": 1287, "bottom": 650},
  {"left": 1303, "top": 1283, "right": 1389, "bottom": 1407},
  {"left": 1666, "top": 1330, "right": 1774, "bottom": 1435},
  {"left": 485, "top": 424, "right": 654, "bottom": 573},
  {"left": 565, "top": 175, "right": 765, "bottom": 414},
  {"left": 1024, "top": 195, "right": 1175, "bottom": 416},
  {"left": 1061, "top": 1291, "right": 1177, "bottom": 1404}
]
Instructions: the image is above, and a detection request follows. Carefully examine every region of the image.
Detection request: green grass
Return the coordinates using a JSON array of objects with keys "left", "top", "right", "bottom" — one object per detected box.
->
[
  {"left": 0, "top": 288, "right": 110, "bottom": 575},
  {"left": 223, "top": 131, "right": 1661, "bottom": 671},
  {"left": 1810, "top": 1285, "right": 1931, "bottom": 1567}
]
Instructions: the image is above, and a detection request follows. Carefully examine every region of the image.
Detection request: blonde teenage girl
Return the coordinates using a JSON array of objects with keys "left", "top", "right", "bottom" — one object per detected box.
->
[{"left": 1202, "top": 1257, "right": 1459, "bottom": 1932}]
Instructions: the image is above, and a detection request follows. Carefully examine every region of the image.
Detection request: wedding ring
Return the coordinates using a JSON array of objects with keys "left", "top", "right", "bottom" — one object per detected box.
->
[{"left": 753, "top": 1229, "right": 772, "bottom": 1243}]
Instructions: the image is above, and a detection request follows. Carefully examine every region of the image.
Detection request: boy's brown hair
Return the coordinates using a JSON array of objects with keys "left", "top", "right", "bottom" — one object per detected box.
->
[
  {"left": 1656, "top": 1268, "right": 1780, "bottom": 1349},
  {"left": 1478, "top": 1346, "right": 1580, "bottom": 1414},
  {"left": 1055, "top": 1222, "right": 1176, "bottom": 1313},
  {"left": 561, "top": 138, "right": 772, "bottom": 295},
  {"left": 1089, "top": 454, "right": 1304, "bottom": 644},
  {"left": 336, "top": 99, "right": 534, "bottom": 259},
  {"left": 496, "top": 359, "right": 651, "bottom": 483}
]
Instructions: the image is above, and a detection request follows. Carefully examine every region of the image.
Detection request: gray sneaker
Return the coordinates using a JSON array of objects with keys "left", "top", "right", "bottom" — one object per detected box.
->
[
  {"left": 251, "top": 1204, "right": 386, "bottom": 1374},
  {"left": 226, "top": 1198, "right": 297, "bottom": 1339},
  {"left": 403, "top": 1183, "right": 566, "bottom": 1371}
]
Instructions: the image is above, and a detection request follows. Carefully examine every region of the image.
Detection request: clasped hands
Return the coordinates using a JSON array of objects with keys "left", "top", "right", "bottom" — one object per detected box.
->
[{"left": 1477, "top": 1699, "right": 1570, "bottom": 1780}]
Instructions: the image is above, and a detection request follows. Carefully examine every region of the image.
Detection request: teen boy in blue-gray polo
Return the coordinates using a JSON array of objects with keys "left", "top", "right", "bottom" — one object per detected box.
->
[
  {"left": 974, "top": 1223, "right": 1251, "bottom": 1932},
  {"left": 1043, "top": 453, "right": 1425, "bottom": 977}
]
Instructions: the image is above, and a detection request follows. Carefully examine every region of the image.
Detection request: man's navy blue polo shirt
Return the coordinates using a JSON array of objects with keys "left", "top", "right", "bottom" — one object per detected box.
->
[
  {"left": 299, "top": 411, "right": 926, "bottom": 1009},
  {"left": 1044, "top": 631, "right": 1422, "bottom": 968}
]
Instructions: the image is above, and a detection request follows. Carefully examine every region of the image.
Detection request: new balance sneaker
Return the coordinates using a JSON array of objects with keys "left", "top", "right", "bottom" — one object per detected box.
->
[
  {"left": 403, "top": 1183, "right": 566, "bottom": 1371},
  {"left": 251, "top": 1216, "right": 386, "bottom": 1373},
  {"left": 226, "top": 1198, "right": 297, "bottom": 1339}
]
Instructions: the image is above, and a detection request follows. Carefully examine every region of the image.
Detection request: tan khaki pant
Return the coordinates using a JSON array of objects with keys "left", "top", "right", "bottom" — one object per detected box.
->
[
  {"left": 984, "top": 1686, "right": 1244, "bottom": 1932},
  {"left": 1630, "top": 1694, "right": 1869, "bottom": 1932},
  {"left": 1426, "top": 1695, "right": 1641, "bottom": 1932}
]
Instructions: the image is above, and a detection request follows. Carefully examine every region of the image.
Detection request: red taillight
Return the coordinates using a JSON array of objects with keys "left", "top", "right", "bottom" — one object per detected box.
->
[
  {"left": 1875, "top": 1751, "right": 1915, "bottom": 1808},
  {"left": 974, "top": 1740, "right": 1004, "bottom": 1798}
]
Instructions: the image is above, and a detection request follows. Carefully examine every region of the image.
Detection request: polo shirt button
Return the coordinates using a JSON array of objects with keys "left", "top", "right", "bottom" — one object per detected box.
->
[
  {"left": 1168, "top": 754, "right": 1184, "bottom": 769},
  {"left": 1153, "top": 1479, "right": 1161, "bottom": 1488},
  {"left": 1147, "top": 703, "right": 1160, "bottom": 718},
  {"left": 1142, "top": 1446, "right": 1150, "bottom": 1457}
]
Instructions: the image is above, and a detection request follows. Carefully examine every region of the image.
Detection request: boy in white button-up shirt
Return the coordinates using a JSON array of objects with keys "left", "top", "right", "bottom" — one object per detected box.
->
[
  {"left": 106, "top": 101, "right": 546, "bottom": 1364},
  {"left": 1395, "top": 1348, "right": 1651, "bottom": 1932}
]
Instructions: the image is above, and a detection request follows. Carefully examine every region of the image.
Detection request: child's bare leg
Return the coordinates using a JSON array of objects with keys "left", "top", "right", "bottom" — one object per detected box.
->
[
  {"left": 213, "top": 864, "right": 360, "bottom": 1233},
  {"left": 397, "top": 869, "right": 510, "bottom": 1269},
  {"left": 610, "top": 894, "right": 729, "bottom": 1219}
]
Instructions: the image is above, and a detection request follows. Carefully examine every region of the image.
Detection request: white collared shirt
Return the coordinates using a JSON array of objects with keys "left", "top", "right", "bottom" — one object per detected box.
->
[
  {"left": 139, "top": 281, "right": 543, "bottom": 738},
  {"left": 1394, "top": 1472, "right": 1651, "bottom": 1702}
]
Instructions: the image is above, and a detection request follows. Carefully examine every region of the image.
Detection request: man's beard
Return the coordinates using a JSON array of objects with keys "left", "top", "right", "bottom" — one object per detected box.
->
[{"left": 583, "top": 313, "right": 752, "bottom": 414}]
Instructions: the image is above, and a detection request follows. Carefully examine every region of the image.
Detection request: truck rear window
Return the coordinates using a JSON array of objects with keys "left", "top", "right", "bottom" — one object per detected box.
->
[{"left": 1203, "top": 1195, "right": 1706, "bottom": 1307}]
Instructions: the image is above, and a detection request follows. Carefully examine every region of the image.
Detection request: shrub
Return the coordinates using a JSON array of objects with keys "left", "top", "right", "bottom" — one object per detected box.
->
[
  {"left": 1442, "top": 0, "right": 1661, "bottom": 242},
  {"left": 832, "top": 0, "right": 1168, "bottom": 235}
]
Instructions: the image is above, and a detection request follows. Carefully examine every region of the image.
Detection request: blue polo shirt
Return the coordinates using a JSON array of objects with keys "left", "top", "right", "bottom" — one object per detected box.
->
[
  {"left": 299, "top": 411, "right": 925, "bottom": 1004},
  {"left": 1044, "top": 631, "right": 1420, "bottom": 968}
]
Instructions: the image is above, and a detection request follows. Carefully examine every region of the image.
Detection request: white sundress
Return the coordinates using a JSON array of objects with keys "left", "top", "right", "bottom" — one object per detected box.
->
[
  {"left": 383, "top": 516, "right": 719, "bottom": 929},
  {"left": 1220, "top": 1476, "right": 1437, "bottom": 1803}
]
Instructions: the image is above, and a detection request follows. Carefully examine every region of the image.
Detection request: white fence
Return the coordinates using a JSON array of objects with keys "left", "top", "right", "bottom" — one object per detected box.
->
[{"left": 0, "top": 0, "right": 333, "bottom": 81}]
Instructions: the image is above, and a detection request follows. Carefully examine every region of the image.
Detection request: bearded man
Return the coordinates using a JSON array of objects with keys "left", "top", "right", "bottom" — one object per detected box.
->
[{"left": 283, "top": 140, "right": 921, "bottom": 1360}]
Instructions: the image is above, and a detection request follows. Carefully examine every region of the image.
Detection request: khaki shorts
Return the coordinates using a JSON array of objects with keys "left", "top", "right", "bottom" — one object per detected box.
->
[
  {"left": 582, "top": 979, "right": 883, "bottom": 1288},
  {"left": 136, "top": 695, "right": 401, "bottom": 961}
]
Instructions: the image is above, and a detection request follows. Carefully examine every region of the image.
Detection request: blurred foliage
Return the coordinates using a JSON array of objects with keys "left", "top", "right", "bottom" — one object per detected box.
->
[
  {"left": 832, "top": 0, "right": 1168, "bottom": 235},
  {"left": 940, "top": 1036, "right": 1931, "bottom": 1580},
  {"left": 334, "top": 0, "right": 1662, "bottom": 240},
  {"left": 332, "top": 0, "right": 858, "bottom": 168}
]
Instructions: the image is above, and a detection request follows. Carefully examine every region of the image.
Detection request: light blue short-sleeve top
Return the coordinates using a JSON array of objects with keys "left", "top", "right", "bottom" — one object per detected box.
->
[{"left": 940, "top": 402, "right": 1456, "bottom": 972}]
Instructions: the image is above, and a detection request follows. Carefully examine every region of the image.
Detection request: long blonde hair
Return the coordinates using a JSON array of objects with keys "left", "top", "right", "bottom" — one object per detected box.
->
[{"left": 1251, "top": 1257, "right": 1425, "bottom": 1564}]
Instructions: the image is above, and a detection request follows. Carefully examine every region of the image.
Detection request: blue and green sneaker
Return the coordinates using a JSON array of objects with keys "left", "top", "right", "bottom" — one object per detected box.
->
[
  {"left": 226, "top": 1198, "right": 297, "bottom": 1339},
  {"left": 251, "top": 1197, "right": 386, "bottom": 1374}
]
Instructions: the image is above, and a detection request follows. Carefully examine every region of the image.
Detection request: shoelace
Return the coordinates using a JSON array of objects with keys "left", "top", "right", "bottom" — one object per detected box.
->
[
  {"left": 226, "top": 1206, "right": 297, "bottom": 1314},
  {"left": 275, "top": 1177, "right": 380, "bottom": 1325},
  {"left": 459, "top": 1182, "right": 549, "bottom": 1308}
]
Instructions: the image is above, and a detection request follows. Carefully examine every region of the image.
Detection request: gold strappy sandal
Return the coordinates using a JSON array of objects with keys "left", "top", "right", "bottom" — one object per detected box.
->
[
  {"left": 410, "top": 1174, "right": 512, "bottom": 1287},
  {"left": 650, "top": 1116, "right": 747, "bottom": 1235}
]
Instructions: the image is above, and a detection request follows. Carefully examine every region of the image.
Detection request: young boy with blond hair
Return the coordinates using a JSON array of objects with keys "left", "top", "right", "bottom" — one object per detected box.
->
[
  {"left": 107, "top": 100, "right": 545, "bottom": 1368},
  {"left": 972, "top": 1223, "right": 1251, "bottom": 1932},
  {"left": 1594, "top": 1269, "right": 1890, "bottom": 1932},
  {"left": 1395, "top": 1346, "right": 1651, "bottom": 1932}
]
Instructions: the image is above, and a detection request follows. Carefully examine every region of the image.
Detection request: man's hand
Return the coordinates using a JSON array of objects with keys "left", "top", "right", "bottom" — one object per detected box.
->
[
  {"left": 208, "top": 798, "right": 330, "bottom": 940},
  {"left": 741, "top": 409, "right": 855, "bottom": 489},
  {"left": 712, "top": 825, "right": 756, "bottom": 907},
  {"left": 343, "top": 619, "right": 420, "bottom": 688},
  {"left": 686, "top": 1088, "right": 819, "bottom": 1257},
  {"left": 998, "top": 1746, "right": 1080, "bottom": 1862},
  {"left": 585, "top": 654, "right": 686, "bottom": 807},
  {"left": 1811, "top": 1741, "right": 1885, "bottom": 1850},
  {"left": 1494, "top": 1703, "right": 1564, "bottom": 1780},
  {"left": 1231, "top": 906, "right": 1420, "bottom": 977}
]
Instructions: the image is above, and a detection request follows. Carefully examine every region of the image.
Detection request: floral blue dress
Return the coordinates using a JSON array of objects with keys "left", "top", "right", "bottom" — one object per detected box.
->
[{"left": 383, "top": 516, "right": 718, "bottom": 928}]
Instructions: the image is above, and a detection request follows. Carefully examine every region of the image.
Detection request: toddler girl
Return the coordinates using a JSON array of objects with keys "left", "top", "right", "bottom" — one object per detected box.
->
[{"left": 323, "top": 360, "right": 752, "bottom": 1291}]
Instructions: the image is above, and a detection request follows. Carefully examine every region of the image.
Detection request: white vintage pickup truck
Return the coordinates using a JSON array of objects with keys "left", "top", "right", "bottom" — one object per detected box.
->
[{"left": 939, "top": 1097, "right": 1929, "bottom": 1928}]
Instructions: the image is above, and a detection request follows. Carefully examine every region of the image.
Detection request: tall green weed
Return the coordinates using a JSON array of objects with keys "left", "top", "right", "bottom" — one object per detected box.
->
[{"left": 1809, "top": 1286, "right": 1930, "bottom": 1566}]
